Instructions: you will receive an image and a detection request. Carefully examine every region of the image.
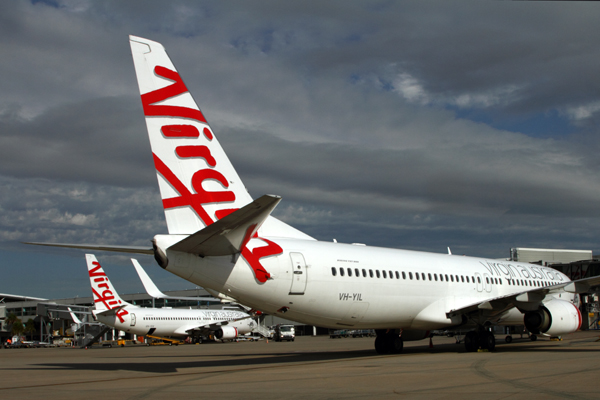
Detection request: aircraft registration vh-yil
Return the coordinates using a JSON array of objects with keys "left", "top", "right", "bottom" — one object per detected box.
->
[{"left": 28, "top": 36, "right": 600, "bottom": 354}]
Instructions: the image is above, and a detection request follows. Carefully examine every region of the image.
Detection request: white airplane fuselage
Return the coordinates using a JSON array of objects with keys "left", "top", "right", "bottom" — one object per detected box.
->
[
  {"left": 157, "top": 236, "right": 575, "bottom": 331},
  {"left": 95, "top": 306, "right": 253, "bottom": 338}
]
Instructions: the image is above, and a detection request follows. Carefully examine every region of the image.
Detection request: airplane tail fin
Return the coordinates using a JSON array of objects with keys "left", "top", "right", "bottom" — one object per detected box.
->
[
  {"left": 85, "top": 254, "right": 133, "bottom": 312},
  {"left": 129, "top": 36, "right": 253, "bottom": 235},
  {"left": 129, "top": 36, "right": 314, "bottom": 241}
]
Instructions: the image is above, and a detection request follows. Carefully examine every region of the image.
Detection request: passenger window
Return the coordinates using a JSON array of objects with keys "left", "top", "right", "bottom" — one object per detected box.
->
[
  {"left": 415, "top": 272, "right": 419, "bottom": 280},
  {"left": 347, "top": 268, "right": 352, "bottom": 277},
  {"left": 428, "top": 273, "right": 432, "bottom": 281},
  {"left": 376, "top": 270, "right": 381, "bottom": 278},
  {"left": 369, "top": 269, "right": 374, "bottom": 278},
  {"left": 451, "top": 275, "right": 454, "bottom": 282},
  {"left": 485, "top": 277, "right": 489, "bottom": 284},
  {"left": 409, "top": 272, "right": 413, "bottom": 280},
  {"left": 402, "top": 271, "right": 406, "bottom": 279},
  {"left": 340, "top": 268, "right": 345, "bottom": 277},
  {"left": 362, "top": 269, "right": 367, "bottom": 277},
  {"left": 382, "top": 270, "right": 387, "bottom": 279},
  {"left": 434, "top": 273, "right": 438, "bottom": 281},
  {"left": 477, "top": 276, "right": 481, "bottom": 284},
  {"left": 465, "top": 276, "right": 469, "bottom": 283},
  {"left": 395, "top": 271, "right": 400, "bottom": 279},
  {"left": 445, "top": 274, "right": 449, "bottom": 281},
  {"left": 389, "top": 270, "right": 393, "bottom": 279},
  {"left": 461, "top": 276, "right": 464, "bottom": 283},
  {"left": 422, "top": 273, "right": 426, "bottom": 280},
  {"left": 331, "top": 267, "right": 337, "bottom": 276},
  {"left": 355, "top": 268, "right": 360, "bottom": 277}
]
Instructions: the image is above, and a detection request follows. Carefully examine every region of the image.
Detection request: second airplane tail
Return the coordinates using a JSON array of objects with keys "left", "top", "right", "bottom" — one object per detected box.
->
[{"left": 85, "top": 254, "right": 133, "bottom": 313}]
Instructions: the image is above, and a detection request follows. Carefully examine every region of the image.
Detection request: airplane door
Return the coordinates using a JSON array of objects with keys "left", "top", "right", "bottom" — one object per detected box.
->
[
  {"left": 130, "top": 313, "right": 136, "bottom": 327},
  {"left": 289, "top": 252, "right": 307, "bottom": 295},
  {"left": 475, "top": 273, "right": 483, "bottom": 292},
  {"left": 483, "top": 274, "right": 492, "bottom": 293}
]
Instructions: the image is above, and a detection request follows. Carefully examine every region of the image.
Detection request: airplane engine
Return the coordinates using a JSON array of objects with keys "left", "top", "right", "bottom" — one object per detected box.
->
[
  {"left": 215, "top": 326, "right": 238, "bottom": 340},
  {"left": 523, "top": 299, "right": 581, "bottom": 336}
]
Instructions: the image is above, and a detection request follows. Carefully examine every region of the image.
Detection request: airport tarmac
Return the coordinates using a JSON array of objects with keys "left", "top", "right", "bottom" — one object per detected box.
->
[{"left": 1, "top": 331, "right": 599, "bottom": 400}]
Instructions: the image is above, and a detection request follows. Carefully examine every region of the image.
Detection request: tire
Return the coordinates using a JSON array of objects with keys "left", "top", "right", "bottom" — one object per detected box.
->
[
  {"left": 530, "top": 334, "right": 537, "bottom": 341},
  {"left": 464, "top": 331, "right": 479, "bottom": 352},
  {"left": 480, "top": 332, "right": 495, "bottom": 351},
  {"left": 390, "top": 336, "right": 403, "bottom": 354},
  {"left": 505, "top": 335, "right": 512, "bottom": 344}
]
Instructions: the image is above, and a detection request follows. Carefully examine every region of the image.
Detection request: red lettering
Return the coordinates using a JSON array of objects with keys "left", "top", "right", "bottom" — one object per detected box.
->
[
  {"left": 141, "top": 66, "right": 207, "bottom": 123},
  {"left": 88, "top": 261, "right": 106, "bottom": 277},
  {"left": 191, "top": 169, "right": 235, "bottom": 204},
  {"left": 145, "top": 64, "right": 282, "bottom": 283},
  {"left": 241, "top": 239, "right": 283, "bottom": 283},
  {"left": 176, "top": 146, "right": 216, "bottom": 167},
  {"left": 161, "top": 125, "right": 200, "bottom": 138},
  {"left": 115, "top": 309, "right": 129, "bottom": 324}
]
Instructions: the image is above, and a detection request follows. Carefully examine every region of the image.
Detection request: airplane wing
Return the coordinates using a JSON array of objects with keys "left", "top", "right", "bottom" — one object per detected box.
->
[
  {"left": 173, "top": 315, "right": 253, "bottom": 336},
  {"left": 0, "top": 293, "right": 48, "bottom": 301},
  {"left": 447, "top": 275, "right": 600, "bottom": 321},
  {"left": 131, "top": 258, "right": 221, "bottom": 302},
  {"left": 168, "top": 194, "right": 281, "bottom": 257},
  {"left": 23, "top": 242, "right": 153, "bottom": 255},
  {"left": 552, "top": 274, "right": 600, "bottom": 294}
]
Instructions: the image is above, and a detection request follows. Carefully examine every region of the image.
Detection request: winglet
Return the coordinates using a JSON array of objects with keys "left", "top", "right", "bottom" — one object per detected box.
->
[
  {"left": 131, "top": 259, "right": 169, "bottom": 298},
  {"left": 131, "top": 258, "right": 219, "bottom": 301},
  {"left": 168, "top": 194, "right": 282, "bottom": 257}
]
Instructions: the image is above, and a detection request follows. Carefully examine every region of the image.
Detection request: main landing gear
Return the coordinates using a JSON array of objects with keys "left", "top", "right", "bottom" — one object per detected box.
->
[
  {"left": 464, "top": 328, "right": 495, "bottom": 352},
  {"left": 374, "top": 329, "right": 403, "bottom": 354}
]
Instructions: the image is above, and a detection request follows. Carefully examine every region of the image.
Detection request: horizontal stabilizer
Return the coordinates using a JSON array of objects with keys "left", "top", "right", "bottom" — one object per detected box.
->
[
  {"left": 24, "top": 242, "right": 153, "bottom": 255},
  {"left": 168, "top": 194, "right": 282, "bottom": 257}
]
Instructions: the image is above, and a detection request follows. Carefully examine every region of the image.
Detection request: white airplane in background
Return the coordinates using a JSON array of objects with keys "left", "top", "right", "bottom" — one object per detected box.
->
[
  {"left": 85, "top": 254, "right": 255, "bottom": 342},
  {"left": 29, "top": 36, "right": 600, "bottom": 354}
]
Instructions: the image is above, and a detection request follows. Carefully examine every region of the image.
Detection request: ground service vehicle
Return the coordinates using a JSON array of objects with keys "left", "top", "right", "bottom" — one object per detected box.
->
[{"left": 274, "top": 325, "right": 295, "bottom": 342}]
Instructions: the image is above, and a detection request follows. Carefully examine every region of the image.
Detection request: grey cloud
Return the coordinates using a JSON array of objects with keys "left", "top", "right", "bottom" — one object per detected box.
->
[{"left": 2, "top": 0, "right": 600, "bottom": 298}]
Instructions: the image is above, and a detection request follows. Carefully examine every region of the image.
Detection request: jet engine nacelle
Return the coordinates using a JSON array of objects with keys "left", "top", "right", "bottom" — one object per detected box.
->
[
  {"left": 523, "top": 299, "right": 581, "bottom": 336},
  {"left": 215, "top": 326, "right": 239, "bottom": 340}
]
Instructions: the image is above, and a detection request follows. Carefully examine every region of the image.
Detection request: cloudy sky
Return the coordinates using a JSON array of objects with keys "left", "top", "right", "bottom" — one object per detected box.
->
[{"left": 2, "top": 0, "right": 600, "bottom": 299}]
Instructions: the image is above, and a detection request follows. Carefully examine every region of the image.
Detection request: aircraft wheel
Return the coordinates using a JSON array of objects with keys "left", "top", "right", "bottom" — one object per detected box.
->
[
  {"left": 464, "top": 331, "right": 479, "bottom": 352},
  {"left": 390, "top": 336, "right": 403, "bottom": 354},
  {"left": 505, "top": 335, "right": 512, "bottom": 344},
  {"left": 374, "top": 335, "right": 389, "bottom": 354},
  {"left": 530, "top": 334, "right": 537, "bottom": 341},
  {"left": 480, "top": 331, "right": 495, "bottom": 351}
]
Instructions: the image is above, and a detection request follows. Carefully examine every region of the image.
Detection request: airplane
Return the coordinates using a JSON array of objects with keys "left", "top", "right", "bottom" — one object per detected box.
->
[
  {"left": 85, "top": 254, "right": 256, "bottom": 342},
  {"left": 28, "top": 35, "right": 600, "bottom": 354}
]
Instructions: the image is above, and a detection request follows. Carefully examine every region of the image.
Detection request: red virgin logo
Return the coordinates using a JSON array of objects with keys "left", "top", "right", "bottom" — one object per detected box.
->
[
  {"left": 143, "top": 66, "right": 282, "bottom": 283},
  {"left": 89, "top": 261, "right": 129, "bottom": 323}
]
